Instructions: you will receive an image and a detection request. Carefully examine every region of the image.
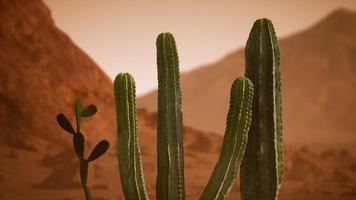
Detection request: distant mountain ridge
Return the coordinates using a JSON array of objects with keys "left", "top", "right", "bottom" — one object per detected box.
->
[{"left": 138, "top": 8, "right": 356, "bottom": 149}]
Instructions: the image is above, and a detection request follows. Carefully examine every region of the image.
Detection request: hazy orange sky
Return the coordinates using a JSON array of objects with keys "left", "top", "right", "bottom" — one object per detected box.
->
[{"left": 43, "top": 0, "right": 356, "bottom": 95}]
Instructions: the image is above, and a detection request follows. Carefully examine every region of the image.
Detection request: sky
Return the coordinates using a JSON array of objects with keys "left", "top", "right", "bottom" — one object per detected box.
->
[{"left": 43, "top": 0, "right": 356, "bottom": 95}]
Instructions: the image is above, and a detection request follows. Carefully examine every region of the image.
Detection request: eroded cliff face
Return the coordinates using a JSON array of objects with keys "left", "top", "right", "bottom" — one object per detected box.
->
[{"left": 0, "top": 0, "right": 116, "bottom": 148}]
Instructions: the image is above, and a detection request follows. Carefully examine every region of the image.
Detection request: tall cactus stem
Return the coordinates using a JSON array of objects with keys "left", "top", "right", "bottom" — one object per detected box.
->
[
  {"left": 114, "top": 73, "right": 149, "bottom": 200},
  {"left": 240, "top": 18, "right": 284, "bottom": 200},
  {"left": 156, "top": 32, "right": 185, "bottom": 200},
  {"left": 200, "top": 77, "right": 253, "bottom": 200}
]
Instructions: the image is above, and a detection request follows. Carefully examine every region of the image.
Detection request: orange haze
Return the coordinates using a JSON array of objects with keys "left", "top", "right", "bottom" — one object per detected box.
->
[{"left": 43, "top": 0, "right": 356, "bottom": 94}]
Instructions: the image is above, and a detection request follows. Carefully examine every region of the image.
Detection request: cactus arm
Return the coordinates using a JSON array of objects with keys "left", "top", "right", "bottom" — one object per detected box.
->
[
  {"left": 241, "top": 18, "right": 284, "bottom": 200},
  {"left": 114, "top": 73, "right": 149, "bottom": 200},
  {"left": 200, "top": 78, "right": 253, "bottom": 200},
  {"left": 156, "top": 32, "right": 185, "bottom": 200}
]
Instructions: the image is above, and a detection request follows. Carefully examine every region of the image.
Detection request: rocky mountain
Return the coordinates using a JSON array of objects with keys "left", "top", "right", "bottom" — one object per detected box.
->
[
  {"left": 1, "top": 1, "right": 356, "bottom": 199},
  {"left": 138, "top": 8, "right": 356, "bottom": 149},
  {"left": 0, "top": 0, "right": 116, "bottom": 150}
]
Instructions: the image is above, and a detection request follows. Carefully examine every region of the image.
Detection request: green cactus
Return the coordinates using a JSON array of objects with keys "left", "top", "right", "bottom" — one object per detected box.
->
[
  {"left": 200, "top": 77, "right": 253, "bottom": 200},
  {"left": 56, "top": 101, "right": 110, "bottom": 200},
  {"left": 240, "top": 18, "right": 284, "bottom": 200},
  {"left": 156, "top": 32, "right": 185, "bottom": 200},
  {"left": 114, "top": 73, "right": 149, "bottom": 200},
  {"left": 114, "top": 33, "right": 255, "bottom": 200}
]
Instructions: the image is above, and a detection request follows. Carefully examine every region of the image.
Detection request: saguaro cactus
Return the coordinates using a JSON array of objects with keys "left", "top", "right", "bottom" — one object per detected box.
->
[
  {"left": 114, "top": 73, "right": 149, "bottom": 200},
  {"left": 200, "top": 77, "right": 253, "bottom": 200},
  {"left": 156, "top": 32, "right": 185, "bottom": 200},
  {"left": 56, "top": 101, "right": 110, "bottom": 200},
  {"left": 114, "top": 33, "right": 255, "bottom": 200},
  {"left": 240, "top": 18, "right": 284, "bottom": 200}
]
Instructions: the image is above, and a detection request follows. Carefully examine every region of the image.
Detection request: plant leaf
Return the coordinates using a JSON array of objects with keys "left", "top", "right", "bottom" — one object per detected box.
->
[
  {"left": 73, "top": 133, "right": 85, "bottom": 159},
  {"left": 88, "top": 140, "right": 109, "bottom": 161},
  {"left": 81, "top": 104, "right": 97, "bottom": 117},
  {"left": 56, "top": 113, "right": 75, "bottom": 134}
]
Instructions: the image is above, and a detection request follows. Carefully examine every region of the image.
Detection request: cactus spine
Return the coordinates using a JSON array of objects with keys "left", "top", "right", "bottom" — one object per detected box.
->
[
  {"left": 56, "top": 101, "right": 109, "bottom": 200},
  {"left": 240, "top": 18, "right": 284, "bottom": 200},
  {"left": 200, "top": 77, "right": 253, "bottom": 200},
  {"left": 156, "top": 32, "right": 185, "bottom": 200},
  {"left": 114, "top": 73, "right": 149, "bottom": 200}
]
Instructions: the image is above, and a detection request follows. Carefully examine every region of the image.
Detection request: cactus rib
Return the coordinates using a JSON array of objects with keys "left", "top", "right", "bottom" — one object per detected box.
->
[
  {"left": 240, "top": 18, "right": 284, "bottom": 200},
  {"left": 114, "top": 73, "right": 149, "bottom": 200},
  {"left": 156, "top": 32, "right": 185, "bottom": 200},
  {"left": 200, "top": 77, "right": 253, "bottom": 200}
]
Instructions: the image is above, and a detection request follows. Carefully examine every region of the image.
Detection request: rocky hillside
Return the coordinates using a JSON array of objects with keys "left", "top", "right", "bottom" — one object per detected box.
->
[
  {"left": 138, "top": 9, "right": 356, "bottom": 149},
  {"left": 0, "top": 0, "right": 116, "bottom": 150}
]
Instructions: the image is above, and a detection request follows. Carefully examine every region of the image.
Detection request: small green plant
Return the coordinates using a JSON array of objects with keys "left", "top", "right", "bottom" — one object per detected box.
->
[{"left": 56, "top": 101, "right": 109, "bottom": 200}]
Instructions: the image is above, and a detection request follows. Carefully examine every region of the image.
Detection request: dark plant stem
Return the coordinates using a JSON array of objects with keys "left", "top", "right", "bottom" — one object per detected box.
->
[{"left": 80, "top": 159, "right": 92, "bottom": 200}]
